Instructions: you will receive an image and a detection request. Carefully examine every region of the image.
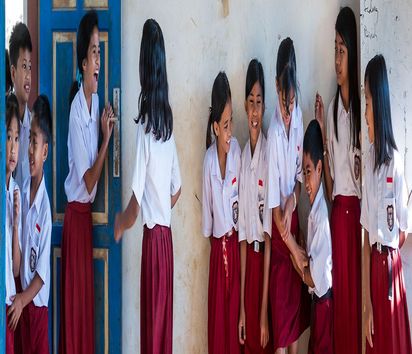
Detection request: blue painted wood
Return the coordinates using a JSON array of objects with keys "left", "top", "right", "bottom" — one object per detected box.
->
[
  {"left": 39, "top": 0, "right": 122, "bottom": 352},
  {"left": 0, "top": 1, "right": 6, "bottom": 353}
]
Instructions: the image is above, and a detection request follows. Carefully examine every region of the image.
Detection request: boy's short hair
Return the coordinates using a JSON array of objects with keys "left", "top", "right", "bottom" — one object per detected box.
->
[
  {"left": 303, "top": 119, "right": 324, "bottom": 168},
  {"left": 32, "top": 95, "right": 52, "bottom": 144},
  {"left": 9, "top": 22, "right": 32, "bottom": 68},
  {"left": 6, "top": 93, "right": 20, "bottom": 133}
]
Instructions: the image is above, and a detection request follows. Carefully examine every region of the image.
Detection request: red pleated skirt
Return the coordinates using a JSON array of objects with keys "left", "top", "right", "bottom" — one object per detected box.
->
[
  {"left": 59, "top": 202, "right": 94, "bottom": 354},
  {"left": 14, "top": 276, "right": 23, "bottom": 354},
  {"left": 244, "top": 242, "right": 271, "bottom": 354},
  {"left": 208, "top": 231, "right": 241, "bottom": 354},
  {"left": 6, "top": 305, "right": 14, "bottom": 354},
  {"left": 269, "top": 209, "right": 310, "bottom": 350},
  {"left": 366, "top": 246, "right": 412, "bottom": 354},
  {"left": 308, "top": 297, "right": 333, "bottom": 354},
  {"left": 21, "top": 302, "right": 49, "bottom": 354},
  {"left": 331, "top": 195, "right": 361, "bottom": 354},
  {"left": 140, "top": 224, "right": 174, "bottom": 354}
]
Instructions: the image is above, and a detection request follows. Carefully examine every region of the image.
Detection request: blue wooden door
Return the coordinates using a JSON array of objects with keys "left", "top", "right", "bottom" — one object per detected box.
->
[
  {"left": 38, "top": 1, "right": 121, "bottom": 353},
  {"left": 1, "top": 1, "right": 6, "bottom": 353}
]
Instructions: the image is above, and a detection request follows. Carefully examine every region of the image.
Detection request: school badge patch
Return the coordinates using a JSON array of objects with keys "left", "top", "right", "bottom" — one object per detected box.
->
[
  {"left": 387, "top": 204, "right": 394, "bottom": 232},
  {"left": 232, "top": 200, "right": 239, "bottom": 225},
  {"left": 354, "top": 154, "right": 360, "bottom": 180},
  {"left": 30, "top": 247, "right": 37, "bottom": 272},
  {"left": 259, "top": 203, "right": 264, "bottom": 224}
]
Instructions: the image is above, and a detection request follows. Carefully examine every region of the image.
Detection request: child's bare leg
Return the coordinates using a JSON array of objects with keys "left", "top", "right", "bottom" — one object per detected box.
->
[{"left": 287, "top": 339, "right": 298, "bottom": 354}]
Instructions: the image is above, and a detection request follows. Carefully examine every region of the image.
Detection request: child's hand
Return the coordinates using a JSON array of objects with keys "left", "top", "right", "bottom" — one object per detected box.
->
[
  {"left": 238, "top": 305, "right": 246, "bottom": 345},
  {"left": 365, "top": 298, "right": 374, "bottom": 348},
  {"left": 315, "top": 92, "right": 325, "bottom": 142},
  {"left": 114, "top": 212, "right": 123, "bottom": 243},
  {"left": 260, "top": 312, "right": 269, "bottom": 349},
  {"left": 13, "top": 189, "right": 20, "bottom": 230},
  {"left": 291, "top": 246, "right": 308, "bottom": 274},
  {"left": 8, "top": 294, "right": 24, "bottom": 331},
  {"left": 282, "top": 195, "right": 294, "bottom": 235},
  {"left": 101, "top": 103, "right": 116, "bottom": 144}
]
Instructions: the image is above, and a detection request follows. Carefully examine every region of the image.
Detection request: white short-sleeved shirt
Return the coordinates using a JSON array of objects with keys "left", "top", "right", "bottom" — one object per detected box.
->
[
  {"left": 5, "top": 176, "right": 22, "bottom": 306},
  {"left": 202, "top": 137, "right": 241, "bottom": 238},
  {"left": 361, "top": 145, "right": 409, "bottom": 249},
  {"left": 21, "top": 176, "right": 52, "bottom": 307},
  {"left": 307, "top": 184, "right": 333, "bottom": 298},
  {"left": 266, "top": 102, "right": 303, "bottom": 214},
  {"left": 326, "top": 95, "right": 361, "bottom": 199},
  {"left": 15, "top": 105, "right": 31, "bottom": 190},
  {"left": 238, "top": 132, "right": 271, "bottom": 243},
  {"left": 131, "top": 121, "right": 181, "bottom": 229},
  {"left": 64, "top": 84, "right": 99, "bottom": 203}
]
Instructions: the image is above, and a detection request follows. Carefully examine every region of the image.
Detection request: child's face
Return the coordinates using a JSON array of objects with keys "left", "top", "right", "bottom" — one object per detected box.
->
[
  {"left": 335, "top": 32, "right": 348, "bottom": 87},
  {"left": 245, "top": 82, "right": 264, "bottom": 141},
  {"left": 364, "top": 80, "right": 375, "bottom": 144},
  {"left": 28, "top": 118, "right": 48, "bottom": 179},
  {"left": 214, "top": 100, "right": 233, "bottom": 155},
  {"left": 6, "top": 116, "right": 19, "bottom": 175},
  {"left": 276, "top": 84, "right": 295, "bottom": 128},
  {"left": 303, "top": 152, "right": 322, "bottom": 206},
  {"left": 82, "top": 26, "right": 100, "bottom": 95},
  {"left": 11, "top": 48, "right": 31, "bottom": 108}
]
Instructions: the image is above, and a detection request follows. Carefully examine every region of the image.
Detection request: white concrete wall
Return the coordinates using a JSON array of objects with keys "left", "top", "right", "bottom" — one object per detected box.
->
[
  {"left": 121, "top": 1, "right": 357, "bottom": 352},
  {"left": 360, "top": 0, "right": 412, "bottom": 334}
]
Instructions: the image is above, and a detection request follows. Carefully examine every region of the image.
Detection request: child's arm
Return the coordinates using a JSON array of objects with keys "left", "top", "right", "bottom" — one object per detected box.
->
[
  {"left": 171, "top": 188, "right": 181, "bottom": 209},
  {"left": 273, "top": 207, "right": 308, "bottom": 272},
  {"left": 282, "top": 181, "right": 301, "bottom": 236},
  {"left": 83, "top": 105, "right": 116, "bottom": 194},
  {"left": 363, "top": 230, "right": 374, "bottom": 348},
  {"left": 114, "top": 193, "right": 140, "bottom": 243},
  {"left": 12, "top": 188, "right": 21, "bottom": 277},
  {"left": 7, "top": 274, "right": 43, "bottom": 331},
  {"left": 238, "top": 240, "right": 247, "bottom": 345},
  {"left": 259, "top": 232, "right": 271, "bottom": 349}
]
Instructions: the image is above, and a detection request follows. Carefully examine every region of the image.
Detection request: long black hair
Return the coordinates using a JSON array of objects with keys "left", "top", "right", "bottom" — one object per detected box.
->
[
  {"left": 333, "top": 6, "right": 360, "bottom": 149},
  {"left": 276, "top": 37, "right": 297, "bottom": 115},
  {"left": 245, "top": 58, "right": 265, "bottom": 102},
  {"left": 135, "top": 19, "right": 173, "bottom": 142},
  {"left": 206, "top": 72, "right": 231, "bottom": 149},
  {"left": 32, "top": 94, "right": 52, "bottom": 144},
  {"left": 69, "top": 10, "right": 99, "bottom": 106},
  {"left": 364, "top": 54, "right": 397, "bottom": 171},
  {"left": 6, "top": 93, "right": 20, "bottom": 134}
]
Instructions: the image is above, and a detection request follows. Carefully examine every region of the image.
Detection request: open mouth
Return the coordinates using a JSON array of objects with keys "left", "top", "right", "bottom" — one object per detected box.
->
[
  {"left": 24, "top": 83, "right": 30, "bottom": 93},
  {"left": 94, "top": 70, "right": 99, "bottom": 83},
  {"left": 251, "top": 121, "right": 258, "bottom": 128}
]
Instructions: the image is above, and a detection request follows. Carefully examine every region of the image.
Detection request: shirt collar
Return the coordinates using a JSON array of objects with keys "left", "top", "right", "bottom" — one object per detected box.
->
[
  {"left": 309, "top": 182, "right": 324, "bottom": 222},
  {"left": 21, "top": 104, "right": 30, "bottom": 129},
  {"left": 211, "top": 140, "right": 236, "bottom": 180},
  {"left": 79, "top": 83, "right": 96, "bottom": 126},
  {"left": 25, "top": 174, "right": 46, "bottom": 214},
  {"left": 248, "top": 131, "right": 263, "bottom": 171},
  {"left": 275, "top": 102, "right": 298, "bottom": 137}
]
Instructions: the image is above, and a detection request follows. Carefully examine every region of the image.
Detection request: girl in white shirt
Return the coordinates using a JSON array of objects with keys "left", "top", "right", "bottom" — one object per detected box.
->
[
  {"left": 114, "top": 19, "right": 181, "bottom": 354},
  {"left": 238, "top": 59, "right": 271, "bottom": 354},
  {"left": 60, "top": 10, "right": 115, "bottom": 354},
  {"left": 362, "top": 54, "right": 411, "bottom": 354},
  {"left": 315, "top": 7, "right": 362, "bottom": 354},
  {"left": 202, "top": 71, "right": 241, "bottom": 354}
]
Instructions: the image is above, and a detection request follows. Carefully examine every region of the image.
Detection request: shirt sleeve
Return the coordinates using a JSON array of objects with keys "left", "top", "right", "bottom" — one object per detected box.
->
[
  {"left": 35, "top": 206, "right": 52, "bottom": 286},
  {"left": 170, "top": 137, "right": 182, "bottom": 196},
  {"left": 326, "top": 102, "right": 335, "bottom": 181},
  {"left": 395, "top": 156, "right": 409, "bottom": 232},
  {"left": 295, "top": 107, "right": 303, "bottom": 184},
  {"left": 238, "top": 156, "right": 246, "bottom": 242},
  {"left": 131, "top": 125, "right": 148, "bottom": 206},
  {"left": 266, "top": 129, "right": 281, "bottom": 209},
  {"left": 68, "top": 106, "right": 91, "bottom": 184},
  {"left": 202, "top": 152, "right": 213, "bottom": 238},
  {"left": 360, "top": 159, "right": 370, "bottom": 232},
  {"left": 309, "top": 219, "right": 332, "bottom": 297}
]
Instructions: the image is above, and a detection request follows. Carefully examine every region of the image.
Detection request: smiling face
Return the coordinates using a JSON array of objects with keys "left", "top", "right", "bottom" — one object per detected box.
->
[
  {"left": 276, "top": 83, "right": 295, "bottom": 129},
  {"left": 364, "top": 79, "right": 375, "bottom": 144},
  {"left": 28, "top": 117, "right": 48, "bottom": 179},
  {"left": 303, "top": 152, "right": 322, "bottom": 206},
  {"left": 6, "top": 116, "right": 19, "bottom": 177},
  {"left": 214, "top": 100, "right": 233, "bottom": 155},
  {"left": 245, "top": 81, "right": 264, "bottom": 142},
  {"left": 82, "top": 26, "right": 100, "bottom": 96},
  {"left": 11, "top": 48, "right": 31, "bottom": 109},
  {"left": 335, "top": 32, "right": 349, "bottom": 87}
]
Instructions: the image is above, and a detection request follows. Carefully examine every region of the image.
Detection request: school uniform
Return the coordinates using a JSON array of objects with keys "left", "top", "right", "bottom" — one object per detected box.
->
[
  {"left": 238, "top": 132, "right": 271, "bottom": 354},
  {"left": 202, "top": 137, "right": 241, "bottom": 354},
  {"left": 60, "top": 84, "right": 99, "bottom": 354},
  {"left": 306, "top": 184, "right": 333, "bottom": 354},
  {"left": 361, "top": 145, "right": 411, "bottom": 354},
  {"left": 326, "top": 95, "right": 362, "bottom": 354},
  {"left": 265, "top": 102, "right": 309, "bottom": 350},
  {"left": 5, "top": 176, "right": 22, "bottom": 354},
  {"left": 15, "top": 105, "right": 31, "bottom": 190},
  {"left": 132, "top": 120, "right": 181, "bottom": 354},
  {"left": 20, "top": 175, "right": 51, "bottom": 354}
]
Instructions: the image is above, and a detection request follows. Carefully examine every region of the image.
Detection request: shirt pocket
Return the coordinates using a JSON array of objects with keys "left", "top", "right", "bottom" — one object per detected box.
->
[
  {"left": 258, "top": 180, "right": 265, "bottom": 225},
  {"left": 230, "top": 194, "right": 239, "bottom": 229},
  {"left": 351, "top": 148, "right": 361, "bottom": 182}
]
